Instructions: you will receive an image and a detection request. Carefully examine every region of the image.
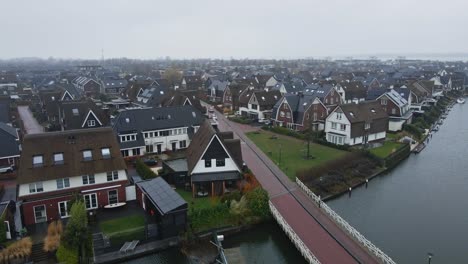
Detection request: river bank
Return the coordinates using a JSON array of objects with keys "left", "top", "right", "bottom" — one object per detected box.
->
[{"left": 328, "top": 100, "right": 468, "bottom": 263}]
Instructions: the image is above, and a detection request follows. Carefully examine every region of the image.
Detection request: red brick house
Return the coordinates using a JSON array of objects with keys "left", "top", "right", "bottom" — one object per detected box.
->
[
  {"left": 272, "top": 93, "right": 328, "bottom": 131},
  {"left": 17, "top": 128, "right": 128, "bottom": 226}
]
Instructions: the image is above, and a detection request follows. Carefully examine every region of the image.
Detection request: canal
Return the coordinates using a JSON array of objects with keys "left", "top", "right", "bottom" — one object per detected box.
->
[
  {"left": 123, "top": 222, "right": 307, "bottom": 263},
  {"left": 329, "top": 103, "right": 468, "bottom": 263}
]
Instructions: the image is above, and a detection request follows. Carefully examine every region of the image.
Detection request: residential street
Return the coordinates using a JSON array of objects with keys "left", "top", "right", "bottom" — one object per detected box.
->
[
  {"left": 215, "top": 111, "right": 379, "bottom": 264},
  {"left": 17, "top": 105, "right": 44, "bottom": 134}
]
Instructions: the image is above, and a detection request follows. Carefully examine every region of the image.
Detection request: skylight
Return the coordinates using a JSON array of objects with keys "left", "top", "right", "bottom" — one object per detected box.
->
[{"left": 72, "top": 108, "right": 79, "bottom": 116}]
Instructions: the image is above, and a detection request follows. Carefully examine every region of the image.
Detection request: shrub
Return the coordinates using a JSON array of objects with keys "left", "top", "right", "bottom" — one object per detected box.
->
[
  {"left": 230, "top": 196, "right": 249, "bottom": 216},
  {"left": 44, "top": 220, "right": 63, "bottom": 252},
  {"left": 0, "top": 237, "right": 32, "bottom": 263},
  {"left": 63, "top": 201, "right": 87, "bottom": 249},
  {"left": 244, "top": 187, "right": 270, "bottom": 219},
  {"left": 403, "top": 124, "right": 423, "bottom": 140},
  {"left": 136, "top": 159, "right": 158, "bottom": 180},
  {"left": 220, "top": 190, "right": 242, "bottom": 204},
  {"left": 56, "top": 245, "right": 78, "bottom": 264},
  {"left": 228, "top": 116, "right": 252, "bottom": 124}
]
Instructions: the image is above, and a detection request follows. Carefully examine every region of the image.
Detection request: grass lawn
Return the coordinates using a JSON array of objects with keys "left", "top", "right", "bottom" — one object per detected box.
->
[
  {"left": 246, "top": 131, "right": 347, "bottom": 179},
  {"left": 175, "top": 189, "right": 216, "bottom": 210},
  {"left": 99, "top": 214, "right": 146, "bottom": 245},
  {"left": 370, "top": 141, "right": 404, "bottom": 158}
]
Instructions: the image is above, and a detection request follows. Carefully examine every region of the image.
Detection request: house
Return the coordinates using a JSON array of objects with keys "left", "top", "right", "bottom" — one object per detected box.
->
[
  {"left": 100, "top": 78, "right": 128, "bottom": 96},
  {"left": 376, "top": 89, "right": 413, "bottom": 131},
  {"left": 136, "top": 84, "right": 169, "bottom": 107},
  {"left": 158, "top": 90, "right": 205, "bottom": 113},
  {"left": 135, "top": 177, "right": 187, "bottom": 239},
  {"left": 303, "top": 84, "right": 343, "bottom": 108},
  {"left": 222, "top": 83, "right": 247, "bottom": 111},
  {"left": 272, "top": 92, "right": 328, "bottom": 131},
  {"left": 238, "top": 90, "right": 281, "bottom": 120},
  {"left": 181, "top": 75, "right": 203, "bottom": 90},
  {"left": 339, "top": 81, "right": 367, "bottom": 103},
  {"left": 59, "top": 100, "right": 109, "bottom": 130},
  {"left": 0, "top": 122, "right": 20, "bottom": 167},
  {"left": 207, "top": 80, "right": 230, "bottom": 103},
  {"left": 112, "top": 105, "right": 204, "bottom": 158},
  {"left": 17, "top": 128, "right": 128, "bottom": 226},
  {"left": 186, "top": 121, "right": 243, "bottom": 197},
  {"left": 325, "top": 101, "right": 388, "bottom": 146},
  {"left": 72, "top": 77, "right": 101, "bottom": 96}
]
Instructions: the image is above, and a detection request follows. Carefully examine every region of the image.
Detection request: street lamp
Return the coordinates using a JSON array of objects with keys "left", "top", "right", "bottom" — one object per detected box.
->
[{"left": 427, "top": 252, "right": 433, "bottom": 264}]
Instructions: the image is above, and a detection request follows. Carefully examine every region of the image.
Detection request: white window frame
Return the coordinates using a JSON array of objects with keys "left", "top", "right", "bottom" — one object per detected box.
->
[
  {"left": 53, "top": 153, "right": 64, "bottom": 165},
  {"left": 58, "top": 201, "right": 70, "bottom": 218},
  {"left": 108, "top": 190, "right": 118, "bottom": 205},
  {"left": 331, "top": 122, "right": 337, "bottom": 129},
  {"left": 87, "top": 120, "right": 96, "bottom": 127},
  {"left": 101, "top": 148, "right": 111, "bottom": 159},
  {"left": 29, "top": 182, "right": 44, "bottom": 193},
  {"left": 34, "top": 205, "right": 47, "bottom": 223},
  {"left": 107, "top": 171, "right": 119, "bottom": 182},
  {"left": 84, "top": 193, "right": 98, "bottom": 210},
  {"left": 82, "top": 174, "right": 95, "bottom": 185},
  {"left": 33, "top": 155, "right": 43, "bottom": 167},
  {"left": 83, "top": 150, "right": 92, "bottom": 161},
  {"left": 56, "top": 178, "right": 70, "bottom": 190}
]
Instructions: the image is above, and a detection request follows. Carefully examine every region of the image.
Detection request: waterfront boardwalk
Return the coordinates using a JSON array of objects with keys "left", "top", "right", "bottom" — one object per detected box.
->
[{"left": 216, "top": 113, "right": 382, "bottom": 264}]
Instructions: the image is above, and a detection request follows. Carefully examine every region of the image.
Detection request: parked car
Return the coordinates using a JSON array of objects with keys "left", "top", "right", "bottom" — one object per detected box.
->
[
  {"left": 0, "top": 165, "right": 14, "bottom": 174},
  {"left": 258, "top": 118, "right": 270, "bottom": 125},
  {"left": 132, "top": 157, "right": 158, "bottom": 167}
]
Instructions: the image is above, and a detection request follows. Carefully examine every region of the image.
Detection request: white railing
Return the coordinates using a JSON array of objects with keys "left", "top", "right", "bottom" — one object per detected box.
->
[
  {"left": 269, "top": 201, "right": 321, "bottom": 264},
  {"left": 296, "top": 178, "right": 397, "bottom": 264}
]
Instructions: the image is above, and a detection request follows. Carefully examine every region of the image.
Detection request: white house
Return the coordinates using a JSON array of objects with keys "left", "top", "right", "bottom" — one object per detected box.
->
[{"left": 325, "top": 101, "right": 388, "bottom": 146}]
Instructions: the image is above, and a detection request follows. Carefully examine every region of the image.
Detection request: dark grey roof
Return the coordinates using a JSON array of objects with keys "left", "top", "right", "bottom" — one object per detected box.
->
[
  {"left": 191, "top": 171, "right": 240, "bottom": 182},
  {"left": 137, "top": 177, "right": 187, "bottom": 215},
  {"left": 0, "top": 122, "right": 19, "bottom": 158},
  {"left": 101, "top": 78, "right": 128, "bottom": 89},
  {"left": 0, "top": 101, "right": 9, "bottom": 123},
  {"left": 163, "top": 158, "right": 188, "bottom": 172},
  {"left": 366, "top": 88, "right": 387, "bottom": 100},
  {"left": 113, "top": 105, "right": 204, "bottom": 134}
]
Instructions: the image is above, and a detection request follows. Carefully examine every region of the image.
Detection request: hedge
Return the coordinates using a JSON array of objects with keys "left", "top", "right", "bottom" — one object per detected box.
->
[
  {"left": 384, "top": 143, "right": 411, "bottom": 169},
  {"left": 228, "top": 116, "right": 252, "bottom": 124},
  {"left": 56, "top": 245, "right": 78, "bottom": 264},
  {"left": 136, "top": 159, "right": 158, "bottom": 180}
]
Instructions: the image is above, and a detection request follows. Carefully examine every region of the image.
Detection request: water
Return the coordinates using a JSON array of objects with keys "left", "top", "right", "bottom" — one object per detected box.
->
[
  {"left": 124, "top": 222, "right": 306, "bottom": 263},
  {"left": 328, "top": 103, "right": 468, "bottom": 264}
]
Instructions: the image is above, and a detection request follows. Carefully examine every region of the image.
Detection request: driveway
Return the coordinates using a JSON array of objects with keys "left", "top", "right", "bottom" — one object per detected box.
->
[{"left": 17, "top": 105, "right": 44, "bottom": 134}]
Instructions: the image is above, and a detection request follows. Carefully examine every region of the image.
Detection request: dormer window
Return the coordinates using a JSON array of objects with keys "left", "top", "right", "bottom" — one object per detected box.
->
[
  {"left": 33, "top": 155, "right": 43, "bottom": 167},
  {"left": 216, "top": 159, "right": 225, "bottom": 167},
  {"left": 87, "top": 120, "right": 96, "bottom": 127},
  {"left": 205, "top": 159, "right": 212, "bottom": 168},
  {"left": 83, "top": 150, "right": 92, "bottom": 161},
  {"left": 365, "top": 123, "right": 371, "bottom": 130},
  {"left": 54, "top": 153, "right": 64, "bottom": 165},
  {"left": 101, "top": 148, "right": 111, "bottom": 159}
]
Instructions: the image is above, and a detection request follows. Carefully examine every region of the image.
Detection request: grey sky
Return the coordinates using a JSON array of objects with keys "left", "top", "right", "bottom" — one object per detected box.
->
[{"left": 1, "top": 0, "right": 468, "bottom": 59}]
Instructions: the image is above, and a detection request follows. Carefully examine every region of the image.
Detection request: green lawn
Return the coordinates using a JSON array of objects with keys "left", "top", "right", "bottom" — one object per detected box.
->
[
  {"left": 175, "top": 189, "right": 215, "bottom": 210},
  {"left": 370, "top": 141, "right": 404, "bottom": 158},
  {"left": 246, "top": 131, "right": 347, "bottom": 179},
  {"left": 99, "top": 214, "right": 146, "bottom": 245}
]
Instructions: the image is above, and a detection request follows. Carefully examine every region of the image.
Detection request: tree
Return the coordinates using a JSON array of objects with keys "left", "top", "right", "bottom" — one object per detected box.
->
[
  {"left": 62, "top": 201, "right": 87, "bottom": 249},
  {"left": 245, "top": 187, "right": 270, "bottom": 219},
  {"left": 163, "top": 68, "right": 182, "bottom": 86}
]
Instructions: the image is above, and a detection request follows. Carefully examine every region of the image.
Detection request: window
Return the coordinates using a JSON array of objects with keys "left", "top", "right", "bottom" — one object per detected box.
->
[
  {"left": 149, "top": 132, "right": 154, "bottom": 138},
  {"left": 251, "top": 104, "right": 258, "bottom": 110},
  {"left": 121, "top": 149, "right": 129, "bottom": 157},
  {"left": 331, "top": 98, "right": 334, "bottom": 104},
  {"left": 331, "top": 122, "right": 337, "bottom": 129},
  {"left": 58, "top": 201, "right": 70, "bottom": 218},
  {"left": 340, "top": 124, "right": 346, "bottom": 131},
  {"left": 179, "top": 140, "right": 187, "bottom": 148},
  {"left": 84, "top": 193, "right": 98, "bottom": 209},
  {"left": 34, "top": 205, "right": 47, "bottom": 223},
  {"left": 381, "top": 99, "right": 387, "bottom": 105},
  {"left": 53, "top": 153, "right": 64, "bottom": 165},
  {"left": 101, "top": 148, "right": 111, "bottom": 159},
  {"left": 336, "top": 113, "right": 342, "bottom": 120},
  {"left": 108, "top": 190, "right": 118, "bottom": 205},
  {"left": 29, "top": 182, "right": 44, "bottom": 193},
  {"left": 313, "top": 113, "right": 318, "bottom": 121},
  {"left": 83, "top": 150, "right": 92, "bottom": 161},
  {"left": 56, "top": 178, "right": 70, "bottom": 189},
  {"left": 280, "top": 111, "right": 285, "bottom": 117},
  {"left": 107, "top": 171, "right": 119, "bottom": 181},
  {"left": 177, "top": 128, "right": 182, "bottom": 135},
  {"left": 216, "top": 159, "right": 225, "bottom": 167},
  {"left": 283, "top": 104, "right": 288, "bottom": 110},
  {"left": 87, "top": 120, "right": 96, "bottom": 127},
  {"left": 33, "top": 155, "right": 43, "bottom": 167},
  {"left": 143, "top": 132, "right": 149, "bottom": 138},
  {"left": 183, "top": 128, "right": 187, "bottom": 134},
  {"left": 160, "top": 130, "right": 169, "bottom": 136},
  {"left": 205, "top": 159, "right": 212, "bottom": 168},
  {"left": 391, "top": 108, "right": 396, "bottom": 115},
  {"left": 82, "top": 174, "right": 95, "bottom": 185},
  {"left": 365, "top": 123, "right": 371, "bottom": 130},
  {"left": 286, "top": 112, "right": 291, "bottom": 118}
]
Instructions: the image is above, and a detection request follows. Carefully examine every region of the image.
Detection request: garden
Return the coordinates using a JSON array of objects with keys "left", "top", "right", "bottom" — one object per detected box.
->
[{"left": 99, "top": 214, "right": 146, "bottom": 246}]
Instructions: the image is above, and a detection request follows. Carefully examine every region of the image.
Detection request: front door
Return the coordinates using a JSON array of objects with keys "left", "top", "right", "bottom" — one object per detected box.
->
[
  {"left": 156, "top": 144, "right": 162, "bottom": 154},
  {"left": 172, "top": 142, "right": 177, "bottom": 151},
  {"left": 34, "top": 205, "right": 47, "bottom": 223}
]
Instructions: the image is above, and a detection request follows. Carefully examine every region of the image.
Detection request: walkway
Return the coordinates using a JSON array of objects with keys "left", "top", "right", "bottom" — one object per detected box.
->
[
  {"left": 17, "top": 105, "right": 44, "bottom": 134},
  {"left": 215, "top": 113, "right": 380, "bottom": 264}
]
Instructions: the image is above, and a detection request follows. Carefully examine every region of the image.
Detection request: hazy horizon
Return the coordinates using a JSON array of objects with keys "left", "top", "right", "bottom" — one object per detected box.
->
[{"left": 1, "top": 0, "right": 468, "bottom": 60}]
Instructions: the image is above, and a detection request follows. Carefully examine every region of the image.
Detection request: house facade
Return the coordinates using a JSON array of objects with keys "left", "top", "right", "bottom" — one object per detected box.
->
[
  {"left": 238, "top": 90, "right": 281, "bottom": 120},
  {"left": 186, "top": 121, "right": 243, "bottom": 197},
  {"left": 112, "top": 105, "right": 204, "bottom": 158},
  {"left": 17, "top": 128, "right": 128, "bottom": 226},
  {"left": 376, "top": 89, "right": 413, "bottom": 131},
  {"left": 325, "top": 101, "right": 388, "bottom": 146}
]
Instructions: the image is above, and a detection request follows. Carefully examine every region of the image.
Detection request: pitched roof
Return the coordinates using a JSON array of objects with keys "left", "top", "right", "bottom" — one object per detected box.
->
[
  {"left": 137, "top": 177, "right": 187, "bottom": 215},
  {"left": 340, "top": 101, "right": 388, "bottom": 124},
  {"left": 17, "top": 127, "right": 126, "bottom": 185},
  {"left": 0, "top": 122, "right": 19, "bottom": 158},
  {"left": 186, "top": 121, "right": 216, "bottom": 174},
  {"left": 252, "top": 90, "right": 281, "bottom": 107},
  {"left": 113, "top": 105, "right": 204, "bottom": 134},
  {"left": 60, "top": 100, "right": 109, "bottom": 130}
]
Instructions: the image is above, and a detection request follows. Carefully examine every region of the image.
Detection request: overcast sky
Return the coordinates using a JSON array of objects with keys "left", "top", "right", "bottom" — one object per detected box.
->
[{"left": 1, "top": 0, "right": 468, "bottom": 60}]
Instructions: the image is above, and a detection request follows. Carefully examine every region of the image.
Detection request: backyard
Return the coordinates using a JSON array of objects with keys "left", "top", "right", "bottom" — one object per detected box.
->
[
  {"left": 99, "top": 214, "right": 146, "bottom": 245},
  {"left": 370, "top": 141, "right": 404, "bottom": 158},
  {"left": 246, "top": 131, "right": 347, "bottom": 179}
]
